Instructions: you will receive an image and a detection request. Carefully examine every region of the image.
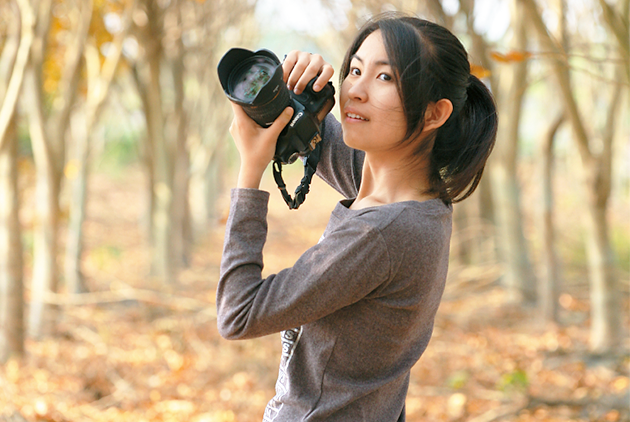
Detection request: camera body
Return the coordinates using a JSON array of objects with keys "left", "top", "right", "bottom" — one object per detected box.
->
[
  {"left": 276, "top": 78, "right": 335, "bottom": 164},
  {"left": 217, "top": 48, "right": 335, "bottom": 164}
]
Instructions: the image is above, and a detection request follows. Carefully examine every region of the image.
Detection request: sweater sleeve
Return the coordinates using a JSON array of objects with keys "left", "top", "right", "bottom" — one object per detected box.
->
[
  {"left": 216, "top": 188, "right": 391, "bottom": 340},
  {"left": 315, "top": 113, "right": 364, "bottom": 199}
]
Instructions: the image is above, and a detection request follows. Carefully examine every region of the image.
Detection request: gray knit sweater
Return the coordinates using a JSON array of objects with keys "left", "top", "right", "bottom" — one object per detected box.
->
[{"left": 217, "top": 114, "right": 452, "bottom": 421}]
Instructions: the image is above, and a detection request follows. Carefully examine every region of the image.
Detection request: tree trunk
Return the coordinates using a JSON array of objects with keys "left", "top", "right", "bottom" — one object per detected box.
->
[
  {"left": 59, "top": 0, "right": 93, "bottom": 294},
  {"left": 489, "top": 0, "right": 536, "bottom": 303},
  {"left": 537, "top": 0, "right": 567, "bottom": 323},
  {"left": 64, "top": 110, "right": 89, "bottom": 294},
  {"left": 539, "top": 113, "right": 564, "bottom": 322},
  {"left": 64, "top": 2, "right": 133, "bottom": 293},
  {"left": 523, "top": 0, "right": 624, "bottom": 353},
  {"left": 584, "top": 68, "right": 623, "bottom": 353},
  {"left": 585, "top": 184, "right": 620, "bottom": 353},
  {"left": 26, "top": 66, "right": 60, "bottom": 338},
  {"left": 131, "top": 64, "right": 155, "bottom": 243},
  {"left": 168, "top": 18, "right": 191, "bottom": 269},
  {"left": 147, "top": 54, "right": 174, "bottom": 284},
  {"left": 24, "top": 0, "right": 59, "bottom": 338},
  {"left": 0, "top": 115, "right": 24, "bottom": 362},
  {"left": 130, "top": 0, "right": 189, "bottom": 284},
  {"left": 189, "top": 125, "right": 226, "bottom": 238},
  {"left": 188, "top": 75, "right": 230, "bottom": 237},
  {"left": 131, "top": 8, "right": 176, "bottom": 284}
]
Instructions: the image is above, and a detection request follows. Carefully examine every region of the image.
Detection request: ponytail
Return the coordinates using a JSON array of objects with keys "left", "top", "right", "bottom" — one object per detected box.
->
[{"left": 429, "top": 74, "right": 497, "bottom": 203}]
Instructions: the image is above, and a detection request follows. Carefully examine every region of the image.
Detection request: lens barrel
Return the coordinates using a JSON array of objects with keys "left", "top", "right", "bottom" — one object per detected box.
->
[{"left": 218, "top": 48, "right": 291, "bottom": 128}]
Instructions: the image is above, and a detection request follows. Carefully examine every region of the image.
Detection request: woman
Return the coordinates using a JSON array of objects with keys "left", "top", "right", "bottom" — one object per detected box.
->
[{"left": 217, "top": 13, "right": 497, "bottom": 421}]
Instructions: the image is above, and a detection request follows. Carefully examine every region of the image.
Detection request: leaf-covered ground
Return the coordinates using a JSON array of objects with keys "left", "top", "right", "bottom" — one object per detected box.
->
[{"left": 1, "top": 167, "right": 628, "bottom": 422}]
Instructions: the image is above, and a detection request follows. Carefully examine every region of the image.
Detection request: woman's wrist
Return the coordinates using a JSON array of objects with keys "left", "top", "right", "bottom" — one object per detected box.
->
[{"left": 237, "top": 166, "right": 265, "bottom": 189}]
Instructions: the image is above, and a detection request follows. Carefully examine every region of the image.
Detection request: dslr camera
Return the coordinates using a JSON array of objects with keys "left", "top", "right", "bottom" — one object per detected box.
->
[
  {"left": 217, "top": 48, "right": 335, "bottom": 209},
  {"left": 217, "top": 48, "right": 335, "bottom": 165}
]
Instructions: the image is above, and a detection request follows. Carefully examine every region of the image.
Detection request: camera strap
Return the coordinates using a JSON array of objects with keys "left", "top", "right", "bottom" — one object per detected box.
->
[{"left": 272, "top": 142, "right": 322, "bottom": 210}]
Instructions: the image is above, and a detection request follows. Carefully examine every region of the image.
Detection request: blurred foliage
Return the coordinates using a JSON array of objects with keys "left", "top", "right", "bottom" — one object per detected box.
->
[
  {"left": 96, "top": 130, "right": 140, "bottom": 171},
  {"left": 497, "top": 369, "right": 529, "bottom": 393},
  {"left": 446, "top": 370, "right": 470, "bottom": 390}
]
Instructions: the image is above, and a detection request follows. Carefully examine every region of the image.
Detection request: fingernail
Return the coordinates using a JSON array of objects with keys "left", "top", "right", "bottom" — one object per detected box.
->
[
  {"left": 287, "top": 84, "right": 293, "bottom": 90},
  {"left": 313, "top": 84, "right": 321, "bottom": 91}
]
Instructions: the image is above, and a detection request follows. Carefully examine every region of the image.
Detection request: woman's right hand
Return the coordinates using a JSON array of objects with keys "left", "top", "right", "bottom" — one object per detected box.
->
[
  {"left": 282, "top": 51, "right": 334, "bottom": 95},
  {"left": 229, "top": 102, "right": 294, "bottom": 190}
]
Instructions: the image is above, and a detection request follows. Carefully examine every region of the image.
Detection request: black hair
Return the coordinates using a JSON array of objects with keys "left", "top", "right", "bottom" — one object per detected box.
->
[{"left": 340, "top": 13, "right": 497, "bottom": 203}]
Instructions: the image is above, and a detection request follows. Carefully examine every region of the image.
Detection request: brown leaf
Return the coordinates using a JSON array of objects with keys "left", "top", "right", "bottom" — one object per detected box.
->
[
  {"left": 490, "top": 50, "right": 532, "bottom": 63},
  {"left": 490, "top": 51, "right": 509, "bottom": 62}
]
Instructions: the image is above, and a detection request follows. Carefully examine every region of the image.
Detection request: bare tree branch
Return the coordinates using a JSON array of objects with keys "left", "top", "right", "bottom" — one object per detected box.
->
[
  {"left": 0, "top": 0, "right": 34, "bottom": 152},
  {"left": 598, "top": 0, "right": 629, "bottom": 82},
  {"left": 521, "top": 0, "right": 594, "bottom": 168}
]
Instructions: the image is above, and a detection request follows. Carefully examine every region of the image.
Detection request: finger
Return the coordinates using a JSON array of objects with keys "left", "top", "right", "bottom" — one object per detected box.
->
[
  {"left": 292, "top": 54, "right": 327, "bottom": 94},
  {"left": 230, "top": 101, "right": 260, "bottom": 127},
  {"left": 313, "top": 64, "right": 334, "bottom": 92},
  {"left": 282, "top": 51, "right": 300, "bottom": 83},
  {"left": 228, "top": 102, "right": 243, "bottom": 136},
  {"left": 229, "top": 101, "right": 248, "bottom": 120},
  {"left": 229, "top": 101, "right": 261, "bottom": 141},
  {"left": 267, "top": 107, "right": 294, "bottom": 138},
  {"left": 285, "top": 52, "right": 312, "bottom": 91}
]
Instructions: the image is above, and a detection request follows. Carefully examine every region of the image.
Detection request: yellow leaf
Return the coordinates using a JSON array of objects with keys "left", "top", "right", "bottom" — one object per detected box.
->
[{"left": 470, "top": 63, "right": 491, "bottom": 79}]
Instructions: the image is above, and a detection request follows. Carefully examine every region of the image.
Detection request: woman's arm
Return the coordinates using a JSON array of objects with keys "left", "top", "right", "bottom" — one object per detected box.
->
[{"left": 217, "top": 189, "right": 390, "bottom": 340}]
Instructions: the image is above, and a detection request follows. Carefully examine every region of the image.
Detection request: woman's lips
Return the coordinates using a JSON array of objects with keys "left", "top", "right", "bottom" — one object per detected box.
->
[{"left": 345, "top": 111, "right": 369, "bottom": 121}]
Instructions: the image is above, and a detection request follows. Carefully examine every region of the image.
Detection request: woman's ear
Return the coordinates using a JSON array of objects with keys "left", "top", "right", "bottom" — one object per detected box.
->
[{"left": 423, "top": 99, "right": 453, "bottom": 132}]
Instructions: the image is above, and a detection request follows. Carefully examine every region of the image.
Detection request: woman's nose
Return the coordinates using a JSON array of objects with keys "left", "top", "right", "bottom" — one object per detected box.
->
[{"left": 347, "top": 79, "right": 367, "bottom": 102}]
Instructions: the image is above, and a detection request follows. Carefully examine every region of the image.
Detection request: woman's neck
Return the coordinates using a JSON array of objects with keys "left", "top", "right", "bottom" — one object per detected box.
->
[{"left": 350, "top": 150, "right": 436, "bottom": 210}]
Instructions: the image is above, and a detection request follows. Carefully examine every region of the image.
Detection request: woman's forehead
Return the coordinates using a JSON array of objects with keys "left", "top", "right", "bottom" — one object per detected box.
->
[{"left": 354, "top": 31, "right": 389, "bottom": 63}]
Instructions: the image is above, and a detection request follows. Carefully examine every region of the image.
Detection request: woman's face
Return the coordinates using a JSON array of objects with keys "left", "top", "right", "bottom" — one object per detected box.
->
[{"left": 340, "top": 30, "right": 407, "bottom": 152}]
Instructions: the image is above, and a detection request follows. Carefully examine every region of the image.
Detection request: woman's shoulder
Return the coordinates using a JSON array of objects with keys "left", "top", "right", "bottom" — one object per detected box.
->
[{"left": 333, "top": 198, "right": 452, "bottom": 239}]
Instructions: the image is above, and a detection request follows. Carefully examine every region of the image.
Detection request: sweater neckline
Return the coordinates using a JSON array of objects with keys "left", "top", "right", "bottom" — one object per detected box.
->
[{"left": 336, "top": 197, "right": 450, "bottom": 214}]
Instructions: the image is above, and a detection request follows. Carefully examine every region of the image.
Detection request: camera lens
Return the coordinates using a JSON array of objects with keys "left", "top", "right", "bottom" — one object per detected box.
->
[
  {"left": 228, "top": 57, "right": 275, "bottom": 102},
  {"left": 218, "top": 48, "right": 291, "bottom": 128}
]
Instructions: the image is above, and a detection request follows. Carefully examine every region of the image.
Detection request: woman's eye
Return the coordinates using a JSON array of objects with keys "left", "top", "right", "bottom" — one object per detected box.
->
[
  {"left": 378, "top": 73, "right": 392, "bottom": 81},
  {"left": 350, "top": 67, "right": 361, "bottom": 76}
]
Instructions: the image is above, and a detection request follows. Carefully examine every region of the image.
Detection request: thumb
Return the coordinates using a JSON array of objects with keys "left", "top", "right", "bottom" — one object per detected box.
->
[{"left": 268, "top": 107, "right": 294, "bottom": 137}]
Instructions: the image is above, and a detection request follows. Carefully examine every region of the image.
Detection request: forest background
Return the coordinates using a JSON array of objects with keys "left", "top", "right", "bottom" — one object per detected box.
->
[{"left": 0, "top": 0, "right": 628, "bottom": 421}]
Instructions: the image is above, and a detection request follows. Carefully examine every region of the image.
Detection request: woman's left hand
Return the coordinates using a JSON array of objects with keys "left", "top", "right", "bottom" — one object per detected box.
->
[{"left": 229, "top": 102, "right": 294, "bottom": 190}]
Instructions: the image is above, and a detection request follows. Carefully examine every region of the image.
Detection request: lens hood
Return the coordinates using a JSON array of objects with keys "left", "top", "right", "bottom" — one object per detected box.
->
[{"left": 217, "top": 48, "right": 283, "bottom": 105}]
